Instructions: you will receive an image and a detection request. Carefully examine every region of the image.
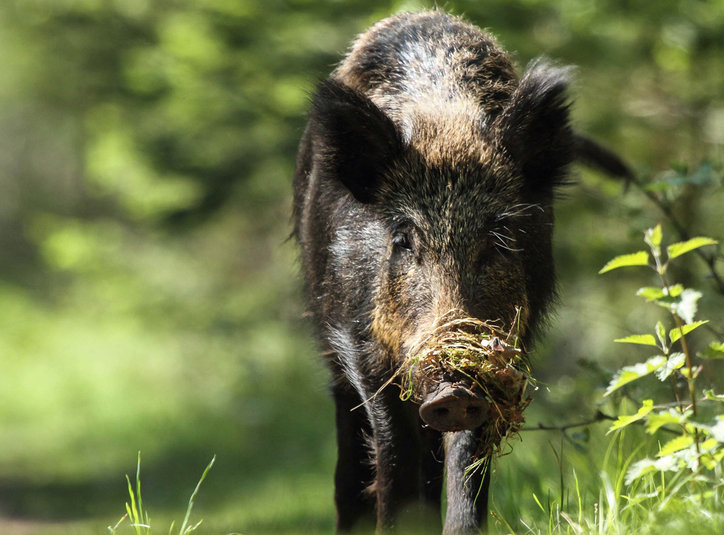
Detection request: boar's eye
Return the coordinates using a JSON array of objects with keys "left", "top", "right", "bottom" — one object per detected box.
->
[{"left": 392, "top": 230, "right": 413, "bottom": 253}]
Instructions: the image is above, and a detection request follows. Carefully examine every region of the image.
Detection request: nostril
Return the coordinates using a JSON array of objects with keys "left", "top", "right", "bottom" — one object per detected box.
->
[{"left": 419, "top": 383, "right": 491, "bottom": 431}]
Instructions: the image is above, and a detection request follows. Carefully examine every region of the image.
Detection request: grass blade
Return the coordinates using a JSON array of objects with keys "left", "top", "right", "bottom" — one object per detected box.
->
[{"left": 178, "top": 456, "right": 216, "bottom": 535}]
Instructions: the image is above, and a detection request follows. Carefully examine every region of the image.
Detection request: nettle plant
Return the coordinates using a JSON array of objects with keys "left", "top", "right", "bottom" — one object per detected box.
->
[{"left": 600, "top": 224, "right": 723, "bottom": 485}]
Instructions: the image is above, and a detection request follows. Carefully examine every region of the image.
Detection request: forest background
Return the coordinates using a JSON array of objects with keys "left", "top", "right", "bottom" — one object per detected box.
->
[{"left": 0, "top": 0, "right": 723, "bottom": 533}]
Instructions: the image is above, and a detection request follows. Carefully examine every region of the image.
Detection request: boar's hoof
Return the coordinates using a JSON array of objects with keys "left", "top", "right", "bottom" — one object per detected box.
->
[{"left": 419, "top": 384, "right": 489, "bottom": 432}]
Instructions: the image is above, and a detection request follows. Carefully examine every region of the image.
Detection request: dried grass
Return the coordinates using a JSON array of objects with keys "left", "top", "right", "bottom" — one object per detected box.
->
[{"left": 400, "top": 309, "right": 534, "bottom": 459}]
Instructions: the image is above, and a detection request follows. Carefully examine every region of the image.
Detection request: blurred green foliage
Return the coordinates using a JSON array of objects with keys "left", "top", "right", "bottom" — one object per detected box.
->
[{"left": 0, "top": 0, "right": 722, "bottom": 533}]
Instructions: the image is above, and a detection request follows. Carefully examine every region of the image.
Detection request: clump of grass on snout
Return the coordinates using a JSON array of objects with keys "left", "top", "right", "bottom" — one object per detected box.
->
[{"left": 401, "top": 309, "right": 534, "bottom": 459}]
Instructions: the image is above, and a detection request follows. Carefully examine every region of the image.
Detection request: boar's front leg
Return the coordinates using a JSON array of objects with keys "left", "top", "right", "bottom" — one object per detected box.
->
[
  {"left": 333, "top": 383, "right": 376, "bottom": 532},
  {"left": 420, "top": 426, "right": 444, "bottom": 515},
  {"left": 443, "top": 430, "right": 491, "bottom": 535},
  {"left": 369, "top": 385, "right": 423, "bottom": 531}
]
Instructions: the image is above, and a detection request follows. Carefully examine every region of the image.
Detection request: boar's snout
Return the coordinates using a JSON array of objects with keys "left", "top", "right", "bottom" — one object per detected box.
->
[{"left": 419, "top": 383, "right": 489, "bottom": 432}]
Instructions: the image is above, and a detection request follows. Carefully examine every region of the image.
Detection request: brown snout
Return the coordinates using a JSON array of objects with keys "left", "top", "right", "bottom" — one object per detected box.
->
[{"left": 419, "top": 383, "right": 489, "bottom": 432}]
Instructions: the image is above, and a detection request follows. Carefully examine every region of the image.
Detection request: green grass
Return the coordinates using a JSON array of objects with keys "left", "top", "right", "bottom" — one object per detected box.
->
[
  {"left": 1, "top": 422, "right": 721, "bottom": 535},
  {"left": 489, "top": 425, "right": 724, "bottom": 535},
  {"left": 109, "top": 453, "right": 217, "bottom": 535}
]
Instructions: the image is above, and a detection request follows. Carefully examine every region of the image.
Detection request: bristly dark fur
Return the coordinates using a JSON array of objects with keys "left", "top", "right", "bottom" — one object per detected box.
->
[{"left": 293, "top": 9, "right": 631, "bottom": 534}]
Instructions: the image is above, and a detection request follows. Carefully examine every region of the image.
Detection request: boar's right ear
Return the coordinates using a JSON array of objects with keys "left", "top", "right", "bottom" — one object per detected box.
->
[
  {"left": 309, "top": 79, "right": 402, "bottom": 204},
  {"left": 492, "top": 61, "right": 575, "bottom": 194}
]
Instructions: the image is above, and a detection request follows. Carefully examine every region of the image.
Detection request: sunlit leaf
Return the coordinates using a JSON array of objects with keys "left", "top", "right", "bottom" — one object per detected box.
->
[
  {"left": 704, "top": 390, "right": 724, "bottom": 402},
  {"left": 700, "top": 438, "right": 719, "bottom": 451},
  {"left": 637, "top": 287, "right": 664, "bottom": 301},
  {"left": 655, "top": 321, "right": 666, "bottom": 350},
  {"left": 604, "top": 356, "right": 666, "bottom": 396},
  {"left": 652, "top": 295, "right": 676, "bottom": 313},
  {"left": 667, "top": 284, "right": 684, "bottom": 297},
  {"left": 642, "top": 179, "right": 676, "bottom": 192},
  {"left": 711, "top": 416, "right": 724, "bottom": 442},
  {"left": 608, "top": 399, "right": 654, "bottom": 434},
  {"left": 669, "top": 320, "right": 708, "bottom": 343},
  {"left": 670, "top": 289, "right": 702, "bottom": 324},
  {"left": 599, "top": 251, "right": 650, "bottom": 274},
  {"left": 655, "top": 352, "right": 685, "bottom": 381},
  {"left": 700, "top": 341, "right": 724, "bottom": 360},
  {"left": 646, "top": 408, "right": 685, "bottom": 434},
  {"left": 644, "top": 225, "right": 662, "bottom": 253},
  {"left": 700, "top": 450, "right": 724, "bottom": 470},
  {"left": 614, "top": 334, "right": 658, "bottom": 346},
  {"left": 667, "top": 237, "right": 718, "bottom": 259},
  {"left": 625, "top": 459, "right": 656, "bottom": 484},
  {"left": 657, "top": 434, "right": 694, "bottom": 457},
  {"left": 679, "top": 367, "right": 700, "bottom": 380},
  {"left": 625, "top": 455, "right": 678, "bottom": 485}
]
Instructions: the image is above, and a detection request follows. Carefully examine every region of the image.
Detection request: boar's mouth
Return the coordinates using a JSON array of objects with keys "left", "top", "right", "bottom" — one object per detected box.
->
[{"left": 399, "top": 309, "right": 534, "bottom": 457}]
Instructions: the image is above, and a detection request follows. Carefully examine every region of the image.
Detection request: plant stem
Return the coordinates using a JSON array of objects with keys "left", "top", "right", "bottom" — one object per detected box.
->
[
  {"left": 651, "top": 243, "right": 686, "bottom": 415},
  {"left": 651, "top": 243, "right": 702, "bottom": 467},
  {"left": 671, "top": 311, "right": 701, "bottom": 462},
  {"left": 657, "top": 264, "right": 701, "bottom": 465},
  {"left": 630, "top": 173, "right": 724, "bottom": 296}
]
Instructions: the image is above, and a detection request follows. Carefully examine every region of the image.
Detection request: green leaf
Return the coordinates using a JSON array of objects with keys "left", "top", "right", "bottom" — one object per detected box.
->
[
  {"left": 667, "top": 284, "right": 684, "bottom": 297},
  {"left": 625, "top": 455, "right": 679, "bottom": 484},
  {"left": 671, "top": 289, "right": 702, "bottom": 324},
  {"left": 669, "top": 320, "right": 708, "bottom": 343},
  {"left": 625, "top": 459, "right": 657, "bottom": 484},
  {"left": 637, "top": 287, "right": 665, "bottom": 301},
  {"left": 699, "top": 438, "right": 719, "bottom": 451},
  {"left": 652, "top": 295, "right": 677, "bottom": 313},
  {"left": 655, "top": 352, "right": 685, "bottom": 381},
  {"left": 700, "top": 450, "right": 724, "bottom": 470},
  {"left": 711, "top": 416, "right": 724, "bottom": 442},
  {"left": 642, "top": 181, "right": 674, "bottom": 193},
  {"left": 700, "top": 438, "right": 718, "bottom": 451},
  {"left": 644, "top": 225, "right": 662, "bottom": 254},
  {"left": 646, "top": 408, "right": 685, "bottom": 434},
  {"left": 704, "top": 390, "right": 724, "bottom": 402},
  {"left": 614, "top": 334, "right": 658, "bottom": 346},
  {"left": 667, "top": 237, "right": 718, "bottom": 260},
  {"left": 679, "top": 367, "right": 700, "bottom": 379},
  {"left": 599, "top": 251, "right": 650, "bottom": 274},
  {"left": 655, "top": 321, "right": 667, "bottom": 350},
  {"left": 700, "top": 341, "right": 724, "bottom": 360},
  {"left": 604, "top": 356, "right": 666, "bottom": 396},
  {"left": 650, "top": 286, "right": 687, "bottom": 315},
  {"left": 608, "top": 399, "right": 654, "bottom": 434},
  {"left": 657, "top": 434, "right": 694, "bottom": 457}
]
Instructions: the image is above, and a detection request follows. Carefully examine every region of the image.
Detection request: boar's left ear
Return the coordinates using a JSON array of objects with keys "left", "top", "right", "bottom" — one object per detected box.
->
[
  {"left": 492, "top": 60, "right": 575, "bottom": 194},
  {"left": 309, "top": 79, "right": 403, "bottom": 204}
]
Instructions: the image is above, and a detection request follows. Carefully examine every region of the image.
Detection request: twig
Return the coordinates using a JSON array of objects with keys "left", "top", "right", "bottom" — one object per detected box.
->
[
  {"left": 523, "top": 410, "right": 679, "bottom": 435},
  {"left": 521, "top": 411, "right": 615, "bottom": 432}
]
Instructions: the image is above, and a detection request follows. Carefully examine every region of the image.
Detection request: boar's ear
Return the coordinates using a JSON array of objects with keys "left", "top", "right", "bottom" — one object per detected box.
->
[
  {"left": 309, "top": 79, "right": 402, "bottom": 204},
  {"left": 492, "top": 60, "right": 575, "bottom": 194}
]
